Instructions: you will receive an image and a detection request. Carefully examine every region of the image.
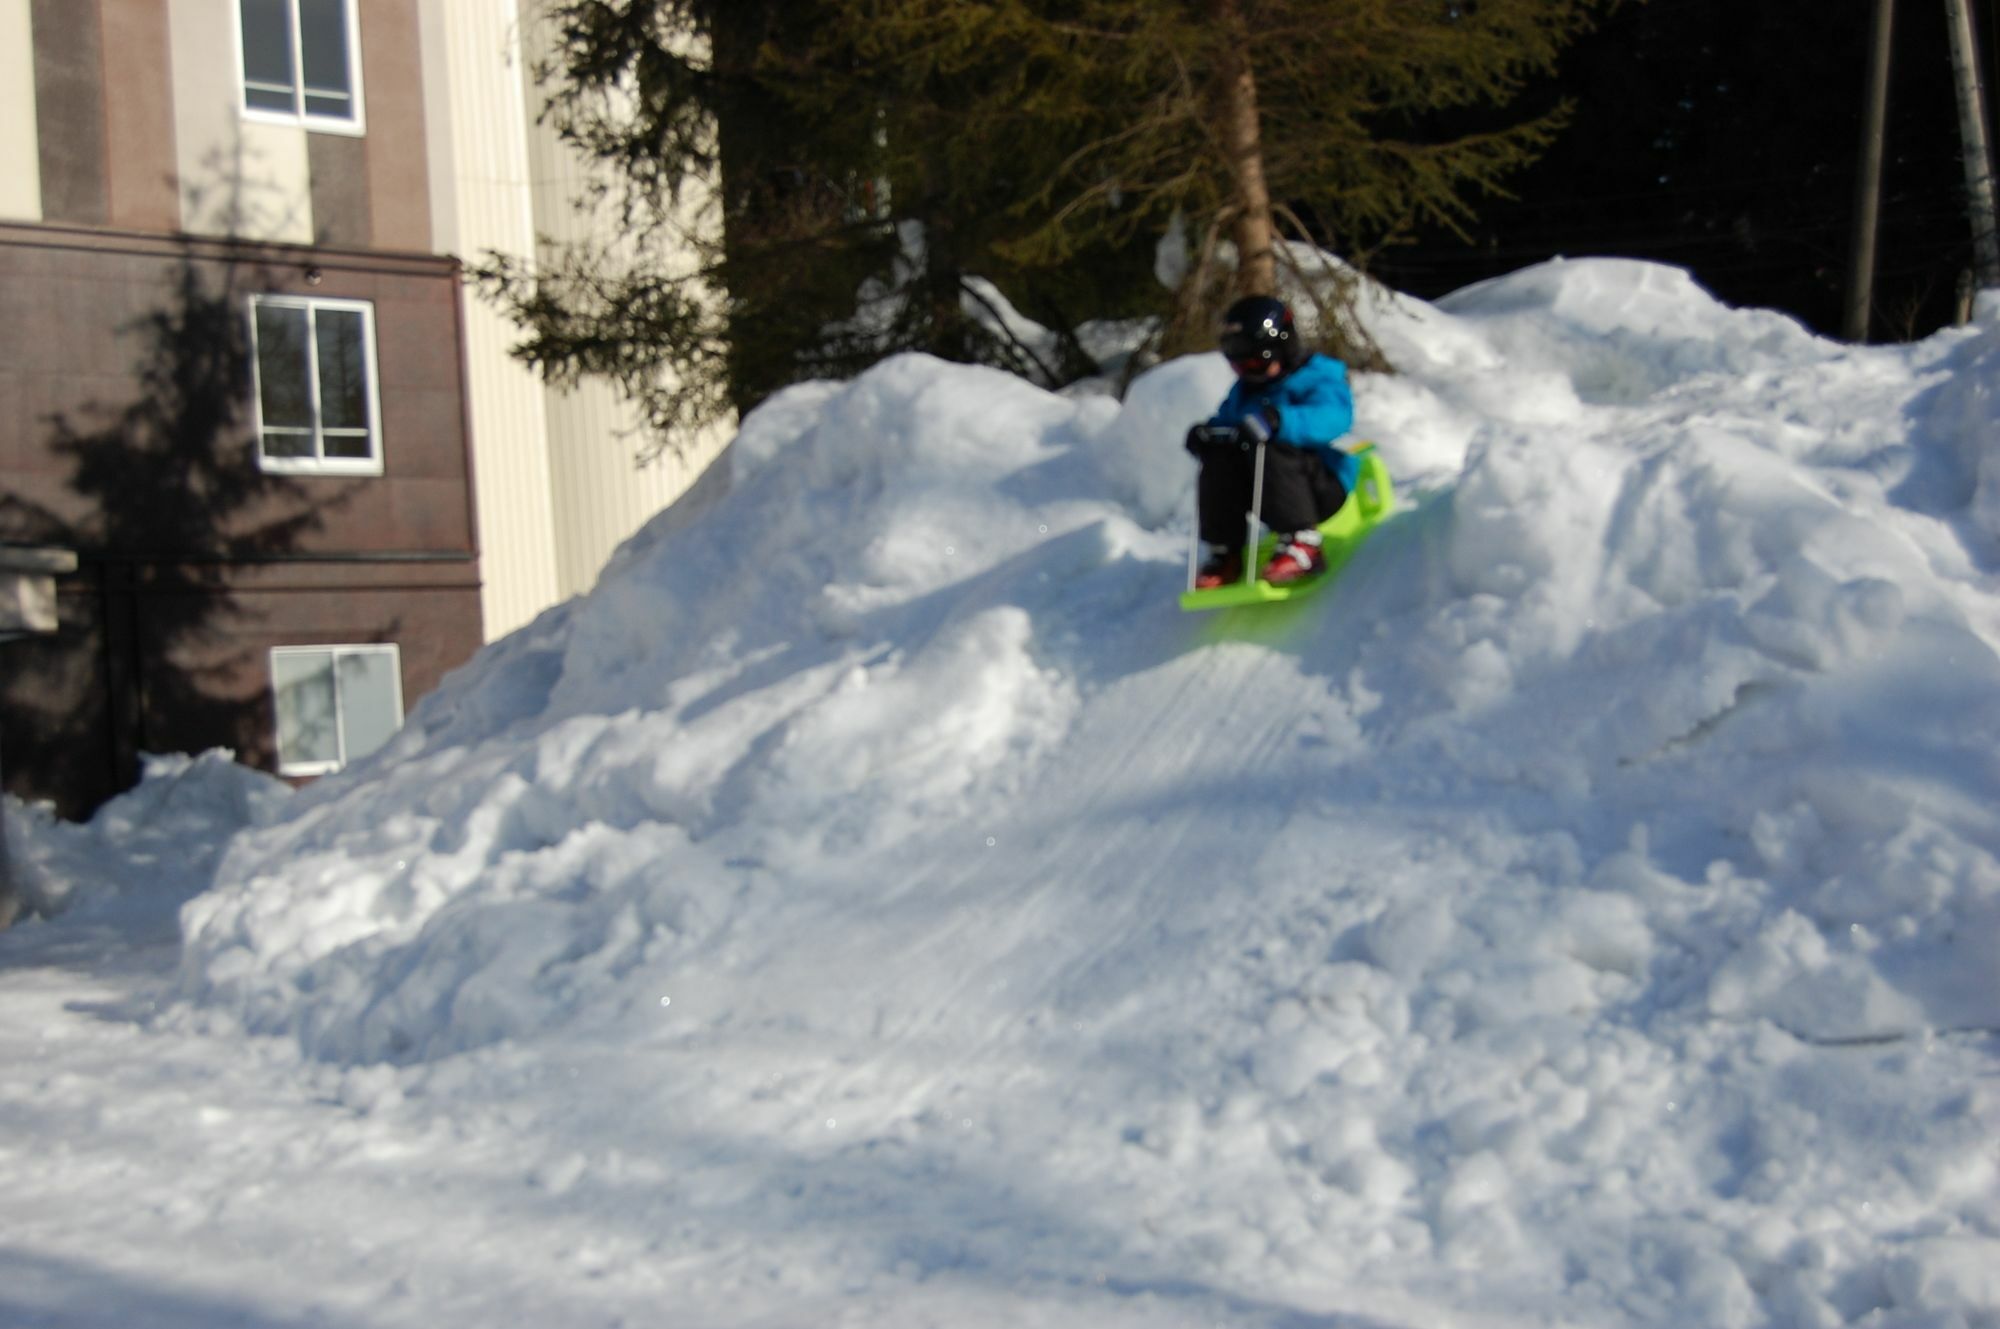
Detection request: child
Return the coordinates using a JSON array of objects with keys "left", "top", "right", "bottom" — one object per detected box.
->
[{"left": 1184, "top": 296, "right": 1357, "bottom": 588}]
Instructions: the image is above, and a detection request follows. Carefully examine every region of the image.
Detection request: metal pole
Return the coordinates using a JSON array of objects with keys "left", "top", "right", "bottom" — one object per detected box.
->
[
  {"left": 0, "top": 723, "right": 15, "bottom": 931},
  {"left": 1243, "top": 442, "right": 1267, "bottom": 587},
  {"left": 1945, "top": 0, "right": 2000, "bottom": 290},
  {"left": 1846, "top": 0, "right": 1897, "bottom": 341}
]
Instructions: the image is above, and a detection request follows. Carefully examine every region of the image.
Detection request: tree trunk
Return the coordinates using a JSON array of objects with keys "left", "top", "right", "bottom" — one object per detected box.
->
[
  {"left": 1944, "top": 0, "right": 2000, "bottom": 289},
  {"left": 1845, "top": 0, "right": 1896, "bottom": 340},
  {"left": 1209, "top": 0, "right": 1276, "bottom": 296}
]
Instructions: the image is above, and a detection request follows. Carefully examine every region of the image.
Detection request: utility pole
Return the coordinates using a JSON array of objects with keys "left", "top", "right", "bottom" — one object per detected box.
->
[
  {"left": 1944, "top": 0, "right": 2000, "bottom": 293},
  {"left": 1847, "top": 0, "right": 1897, "bottom": 341}
]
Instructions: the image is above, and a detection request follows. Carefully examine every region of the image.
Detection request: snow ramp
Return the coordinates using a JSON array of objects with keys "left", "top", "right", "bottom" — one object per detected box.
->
[{"left": 174, "top": 261, "right": 2000, "bottom": 1328}]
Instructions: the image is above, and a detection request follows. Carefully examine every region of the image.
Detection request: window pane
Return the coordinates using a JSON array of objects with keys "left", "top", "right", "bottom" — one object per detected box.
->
[
  {"left": 273, "top": 651, "right": 338, "bottom": 768},
  {"left": 336, "top": 650, "right": 401, "bottom": 763},
  {"left": 246, "top": 84, "right": 297, "bottom": 114},
  {"left": 322, "top": 430, "right": 374, "bottom": 461},
  {"left": 240, "top": 0, "right": 296, "bottom": 112},
  {"left": 298, "top": 0, "right": 354, "bottom": 120},
  {"left": 262, "top": 429, "right": 314, "bottom": 460},
  {"left": 254, "top": 303, "right": 313, "bottom": 429},
  {"left": 254, "top": 298, "right": 382, "bottom": 471},
  {"left": 314, "top": 307, "right": 369, "bottom": 430},
  {"left": 301, "top": 89, "right": 353, "bottom": 120}
]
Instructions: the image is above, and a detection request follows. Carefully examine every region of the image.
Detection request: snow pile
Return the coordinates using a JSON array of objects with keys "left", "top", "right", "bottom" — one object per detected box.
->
[
  {"left": 1921, "top": 313, "right": 2000, "bottom": 543},
  {"left": 162, "top": 260, "right": 2000, "bottom": 1327},
  {"left": 4, "top": 751, "right": 288, "bottom": 923}
]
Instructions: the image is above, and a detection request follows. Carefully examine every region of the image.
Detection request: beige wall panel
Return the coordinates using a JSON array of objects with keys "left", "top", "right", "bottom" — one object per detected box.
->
[
  {"left": 100, "top": 0, "right": 179, "bottom": 230},
  {"left": 358, "top": 0, "right": 430, "bottom": 250},
  {"left": 415, "top": 0, "right": 459, "bottom": 252},
  {"left": 0, "top": 0, "right": 43, "bottom": 220},
  {"left": 424, "top": 0, "right": 730, "bottom": 634},
  {"left": 520, "top": 1, "right": 730, "bottom": 602},
  {"left": 425, "top": 0, "right": 561, "bottom": 639},
  {"left": 234, "top": 120, "right": 316, "bottom": 243},
  {"left": 170, "top": 0, "right": 313, "bottom": 243},
  {"left": 540, "top": 380, "right": 730, "bottom": 602}
]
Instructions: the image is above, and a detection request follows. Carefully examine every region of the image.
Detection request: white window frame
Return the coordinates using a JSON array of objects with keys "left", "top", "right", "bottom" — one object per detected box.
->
[
  {"left": 234, "top": 0, "right": 366, "bottom": 136},
  {"left": 270, "top": 644, "right": 404, "bottom": 777},
  {"left": 247, "top": 294, "right": 385, "bottom": 476}
]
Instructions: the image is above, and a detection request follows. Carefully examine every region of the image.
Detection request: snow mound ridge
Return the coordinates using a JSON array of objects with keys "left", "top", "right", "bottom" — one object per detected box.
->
[
  {"left": 1436, "top": 257, "right": 1832, "bottom": 406},
  {"left": 166, "top": 262, "right": 2000, "bottom": 1328}
]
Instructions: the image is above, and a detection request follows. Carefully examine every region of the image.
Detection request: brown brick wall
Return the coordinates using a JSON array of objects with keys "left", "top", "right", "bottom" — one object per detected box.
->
[
  {"left": 30, "top": 0, "right": 110, "bottom": 225},
  {"left": 0, "top": 221, "right": 483, "bottom": 817},
  {"left": 5, "top": 568, "right": 482, "bottom": 817},
  {"left": 0, "top": 223, "right": 478, "bottom": 556},
  {"left": 358, "top": 0, "right": 432, "bottom": 249},
  {"left": 99, "top": 0, "right": 179, "bottom": 231}
]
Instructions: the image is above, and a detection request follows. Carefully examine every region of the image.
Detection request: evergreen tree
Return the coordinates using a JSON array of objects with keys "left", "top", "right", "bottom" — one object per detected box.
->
[
  {"left": 801, "top": 0, "right": 1612, "bottom": 366},
  {"left": 478, "top": 0, "right": 1609, "bottom": 455},
  {"left": 473, "top": 0, "right": 897, "bottom": 457}
]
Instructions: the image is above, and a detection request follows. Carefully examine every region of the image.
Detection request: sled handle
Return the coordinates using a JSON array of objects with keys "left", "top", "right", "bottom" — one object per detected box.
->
[
  {"left": 1186, "top": 523, "right": 1198, "bottom": 592},
  {"left": 1349, "top": 444, "right": 1394, "bottom": 523},
  {"left": 1242, "top": 441, "right": 1267, "bottom": 587}
]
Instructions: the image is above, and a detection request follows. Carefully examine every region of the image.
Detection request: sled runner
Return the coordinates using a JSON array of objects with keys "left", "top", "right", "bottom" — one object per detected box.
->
[{"left": 1178, "top": 442, "right": 1394, "bottom": 613}]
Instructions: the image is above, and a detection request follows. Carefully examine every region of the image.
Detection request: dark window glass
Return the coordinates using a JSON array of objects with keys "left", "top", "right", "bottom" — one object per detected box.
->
[
  {"left": 254, "top": 303, "right": 313, "bottom": 429},
  {"left": 239, "top": 0, "right": 296, "bottom": 113},
  {"left": 262, "top": 430, "right": 315, "bottom": 460},
  {"left": 297, "top": 0, "right": 354, "bottom": 120},
  {"left": 240, "top": 0, "right": 355, "bottom": 123},
  {"left": 314, "top": 308, "right": 369, "bottom": 429},
  {"left": 254, "top": 298, "right": 379, "bottom": 468},
  {"left": 323, "top": 433, "right": 373, "bottom": 460}
]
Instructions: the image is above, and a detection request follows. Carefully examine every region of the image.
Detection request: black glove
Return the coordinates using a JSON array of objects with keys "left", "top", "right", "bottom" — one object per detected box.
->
[{"left": 1184, "top": 423, "right": 1247, "bottom": 458}]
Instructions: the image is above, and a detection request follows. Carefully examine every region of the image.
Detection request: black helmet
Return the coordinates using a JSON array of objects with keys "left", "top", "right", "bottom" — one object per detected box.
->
[{"left": 1219, "top": 295, "right": 1303, "bottom": 383}]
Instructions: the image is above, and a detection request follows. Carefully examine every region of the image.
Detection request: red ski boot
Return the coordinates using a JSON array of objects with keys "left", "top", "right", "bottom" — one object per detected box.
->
[
  {"left": 1260, "top": 532, "right": 1326, "bottom": 585},
  {"left": 1194, "top": 548, "right": 1243, "bottom": 589}
]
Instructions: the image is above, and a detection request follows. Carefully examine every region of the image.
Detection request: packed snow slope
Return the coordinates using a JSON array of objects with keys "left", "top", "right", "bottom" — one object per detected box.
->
[{"left": 175, "top": 260, "right": 2000, "bottom": 1327}]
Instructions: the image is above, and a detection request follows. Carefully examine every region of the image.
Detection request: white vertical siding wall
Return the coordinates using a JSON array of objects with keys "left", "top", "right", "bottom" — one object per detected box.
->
[
  {"left": 423, "top": 0, "right": 732, "bottom": 640},
  {"left": 522, "top": 127, "right": 670, "bottom": 602},
  {"left": 0, "top": 0, "right": 42, "bottom": 221},
  {"left": 517, "top": 0, "right": 732, "bottom": 606},
  {"left": 421, "top": 0, "right": 563, "bottom": 640}
]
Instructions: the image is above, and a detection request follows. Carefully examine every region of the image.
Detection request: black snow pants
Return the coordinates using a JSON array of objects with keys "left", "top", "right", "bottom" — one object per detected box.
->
[{"left": 1197, "top": 442, "right": 1348, "bottom": 550}]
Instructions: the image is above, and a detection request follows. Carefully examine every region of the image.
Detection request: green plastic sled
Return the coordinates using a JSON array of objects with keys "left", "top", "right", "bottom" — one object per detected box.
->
[{"left": 1178, "top": 443, "right": 1395, "bottom": 613}]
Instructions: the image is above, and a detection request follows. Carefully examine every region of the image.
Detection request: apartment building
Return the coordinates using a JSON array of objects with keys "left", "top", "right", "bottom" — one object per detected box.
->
[{"left": 1, "top": 0, "right": 727, "bottom": 819}]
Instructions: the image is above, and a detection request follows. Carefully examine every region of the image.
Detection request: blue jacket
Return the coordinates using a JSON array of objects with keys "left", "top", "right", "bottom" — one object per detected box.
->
[{"left": 1209, "top": 353, "right": 1358, "bottom": 492}]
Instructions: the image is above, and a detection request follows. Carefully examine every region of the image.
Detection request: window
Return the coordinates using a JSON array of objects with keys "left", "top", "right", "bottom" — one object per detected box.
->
[
  {"left": 271, "top": 645, "right": 403, "bottom": 775},
  {"left": 249, "top": 295, "right": 382, "bottom": 474},
  {"left": 238, "top": 0, "right": 363, "bottom": 132}
]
